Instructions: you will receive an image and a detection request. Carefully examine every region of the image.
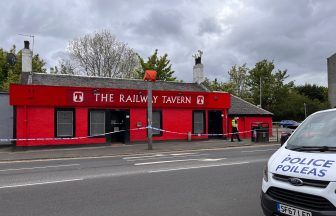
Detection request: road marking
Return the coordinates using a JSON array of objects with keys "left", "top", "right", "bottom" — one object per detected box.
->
[
  {"left": 170, "top": 153, "right": 198, "bottom": 156},
  {"left": 0, "top": 178, "right": 84, "bottom": 189},
  {"left": 135, "top": 159, "right": 201, "bottom": 165},
  {"left": 0, "top": 164, "right": 80, "bottom": 172},
  {"left": 125, "top": 153, "right": 209, "bottom": 161},
  {"left": 134, "top": 158, "right": 226, "bottom": 166},
  {"left": 148, "top": 161, "right": 249, "bottom": 173},
  {"left": 201, "top": 158, "right": 226, "bottom": 162},
  {"left": 123, "top": 154, "right": 165, "bottom": 160},
  {"left": 0, "top": 144, "right": 280, "bottom": 164},
  {"left": 241, "top": 149, "right": 277, "bottom": 153},
  {"left": 124, "top": 153, "right": 204, "bottom": 160}
]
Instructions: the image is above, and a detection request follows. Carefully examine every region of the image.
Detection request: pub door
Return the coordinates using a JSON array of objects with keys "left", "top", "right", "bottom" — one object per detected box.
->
[
  {"left": 106, "top": 110, "right": 130, "bottom": 144},
  {"left": 208, "top": 110, "right": 223, "bottom": 139}
]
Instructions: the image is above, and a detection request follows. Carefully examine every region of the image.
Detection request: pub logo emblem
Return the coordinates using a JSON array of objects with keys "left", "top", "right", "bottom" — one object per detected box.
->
[
  {"left": 73, "top": 91, "right": 84, "bottom": 103},
  {"left": 197, "top": 95, "right": 204, "bottom": 105}
]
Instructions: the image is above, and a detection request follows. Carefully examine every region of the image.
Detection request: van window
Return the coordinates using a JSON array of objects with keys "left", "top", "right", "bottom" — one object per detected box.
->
[{"left": 286, "top": 111, "right": 336, "bottom": 148}]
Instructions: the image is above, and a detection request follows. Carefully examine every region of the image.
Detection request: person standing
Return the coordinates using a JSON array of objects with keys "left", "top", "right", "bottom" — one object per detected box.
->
[{"left": 231, "top": 117, "right": 241, "bottom": 142}]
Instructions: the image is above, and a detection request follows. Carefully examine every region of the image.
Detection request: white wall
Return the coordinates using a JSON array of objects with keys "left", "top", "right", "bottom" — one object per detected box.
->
[{"left": 0, "top": 93, "right": 13, "bottom": 145}]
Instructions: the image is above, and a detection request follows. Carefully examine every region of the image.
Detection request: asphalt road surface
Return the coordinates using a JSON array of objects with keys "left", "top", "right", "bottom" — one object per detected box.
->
[{"left": 0, "top": 144, "right": 278, "bottom": 216}]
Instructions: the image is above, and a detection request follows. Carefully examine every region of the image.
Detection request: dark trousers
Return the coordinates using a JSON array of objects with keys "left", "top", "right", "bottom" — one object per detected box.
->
[{"left": 231, "top": 127, "right": 241, "bottom": 141}]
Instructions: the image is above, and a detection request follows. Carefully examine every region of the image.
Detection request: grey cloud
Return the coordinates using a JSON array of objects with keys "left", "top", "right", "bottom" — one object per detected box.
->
[
  {"left": 129, "top": 10, "right": 184, "bottom": 40},
  {"left": 198, "top": 18, "right": 222, "bottom": 35},
  {"left": 3, "top": 1, "right": 87, "bottom": 39},
  {"left": 1, "top": 0, "right": 336, "bottom": 86}
]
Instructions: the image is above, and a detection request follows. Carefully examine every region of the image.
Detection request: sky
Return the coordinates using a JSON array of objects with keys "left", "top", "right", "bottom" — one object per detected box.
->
[{"left": 1, "top": 0, "right": 336, "bottom": 86}]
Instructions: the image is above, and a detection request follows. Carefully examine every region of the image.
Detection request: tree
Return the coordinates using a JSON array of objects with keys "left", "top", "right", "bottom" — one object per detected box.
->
[
  {"left": 202, "top": 77, "right": 236, "bottom": 93},
  {"left": 245, "top": 59, "right": 330, "bottom": 121},
  {"left": 0, "top": 45, "right": 46, "bottom": 91},
  {"left": 274, "top": 90, "right": 329, "bottom": 121},
  {"left": 246, "top": 60, "right": 276, "bottom": 110},
  {"left": 66, "top": 30, "right": 139, "bottom": 78},
  {"left": 50, "top": 59, "right": 75, "bottom": 75},
  {"left": 295, "top": 84, "right": 328, "bottom": 103},
  {"left": 228, "top": 64, "right": 249, "bottom": 98},
  {"left": 135, "top": 49, "right": 176, "bottom": 81},
  {"left": 246, "top": 60, "right": 292, "bottom": 110}
]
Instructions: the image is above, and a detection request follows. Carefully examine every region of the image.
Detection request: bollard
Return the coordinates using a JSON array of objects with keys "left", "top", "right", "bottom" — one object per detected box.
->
[{"left": 188, "top": 132, "right": 191, "bottom": 142}]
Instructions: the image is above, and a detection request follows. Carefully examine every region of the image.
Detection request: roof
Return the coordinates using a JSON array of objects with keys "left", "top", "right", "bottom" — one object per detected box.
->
[
  {"left": 328, "top": 53, "right": 336, "bottom": 60},
  {"left": 20, "top": 72, "right": 209, "bottom": 92},
  {"left": 229, "top": 95, "right": 273, "bottom": 116},
  {"left": 20, "top": 72, "right": 273, "bottom": 116}
]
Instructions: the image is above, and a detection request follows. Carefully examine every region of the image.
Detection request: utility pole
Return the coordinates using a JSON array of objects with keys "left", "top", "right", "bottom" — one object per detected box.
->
[
  {"left": 304, "top": 103, "right": 307, "bottom": 118},
  {"left": 259, "top": 76, "right": 262, "bottom": 108},
  {"left": 147, "top": 81, "right": 153, "bottom": 150},
  {"left": 144, "top": 70, "right": 157, "bottom": 150}
]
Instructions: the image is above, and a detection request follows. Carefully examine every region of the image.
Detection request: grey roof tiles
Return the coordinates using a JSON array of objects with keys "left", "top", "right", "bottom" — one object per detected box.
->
[
  {"left": 229, "top": 95, "right": 273, "bottom": 116},
  {"left": 20, "top": 72, "right": 272, "bottom": 116},
  {"left": 20, "top": 72, "right": 207, "bottom": 92}
]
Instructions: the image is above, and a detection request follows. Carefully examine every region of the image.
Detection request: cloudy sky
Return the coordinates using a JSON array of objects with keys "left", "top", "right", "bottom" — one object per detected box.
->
[{"left": 1, "top": 0, "right": 335, "bottom": 85}]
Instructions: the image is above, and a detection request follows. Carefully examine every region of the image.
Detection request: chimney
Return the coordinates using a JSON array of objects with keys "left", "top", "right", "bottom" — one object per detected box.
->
[
  {"left": 328, "top": 53, "right": 336, "bottom": 108},
  {"left": 192, "top": 50, "right": 204, "bottom": 83},
  {"left": 22, "top": 41, "right": 33, "bottom": 73}
]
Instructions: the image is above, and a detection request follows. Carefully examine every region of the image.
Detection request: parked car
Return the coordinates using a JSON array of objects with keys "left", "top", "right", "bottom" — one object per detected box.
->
[
  {"left": 279, "top": 120, "right": 299, "bottom": 128},
  {"left": 280, "top": 129, "right": 294, "bottom": 146}
]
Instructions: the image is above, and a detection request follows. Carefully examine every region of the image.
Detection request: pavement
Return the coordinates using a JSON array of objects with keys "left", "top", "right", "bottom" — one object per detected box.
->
[{"left": 0, "top": 139, "right": 279, "bottom": 162}]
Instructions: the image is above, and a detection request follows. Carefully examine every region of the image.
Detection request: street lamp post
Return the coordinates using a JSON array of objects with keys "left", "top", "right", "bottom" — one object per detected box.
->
[
  {"left": 147, "top": 81, "right": 153, "bottom": 150},
  {"left": 259, "top": 76, "right": 262, "bottom": 108},
  {"left": 144, "top": 70, "right": 157, "bottom": 150},
  {"left": 304, "top": 103, "right": 307, "bottom": 118}
]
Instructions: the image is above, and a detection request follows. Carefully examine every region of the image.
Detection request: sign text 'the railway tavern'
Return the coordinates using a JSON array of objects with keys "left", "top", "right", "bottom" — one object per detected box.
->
[{"left": 93, "top": 93, "right": 194, "bottom": 104}]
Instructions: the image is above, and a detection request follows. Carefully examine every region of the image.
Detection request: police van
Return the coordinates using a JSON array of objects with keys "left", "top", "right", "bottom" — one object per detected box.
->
[{"left": 261, "top": 108, "right": 336, "bottom": 216}]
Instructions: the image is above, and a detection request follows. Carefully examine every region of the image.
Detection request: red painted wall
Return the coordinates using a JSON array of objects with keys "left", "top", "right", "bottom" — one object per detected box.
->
[
  {"left": 11, "top": 84, "right": 233, "bottom": 146},
  {"left": 10, "top": 84, "right": 231, "bottom": 109},
  {"left": 16, "top": 106, "right": 105, "bottom": 146},
  {"left": 228, "top": 116, "right": 273, "bottom": 139},
  {"left": 14, "top": 106, "right": 272, "bottom": 146},
  {"left": 130, "top": 108, "right": 209, "bottom": 142},
  {"left": 13, "top": 84, "right": 281, "bottom": 147},
  {"left": 158, "top": 109, "right": 207, "bottom": 141},
  {"left": 15, "top": 106, "right": 215, "bottom": 146},
  {"left": 130, "top": 108, "right": 147, "bottom": 142}
]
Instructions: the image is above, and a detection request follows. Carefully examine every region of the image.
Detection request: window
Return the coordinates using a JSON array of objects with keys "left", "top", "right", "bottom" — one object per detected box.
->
[
  {"left": 89, "top": 110, "right": 105, "bottom": 136},
  {"left": 55, "top": 109, "right": 75, "bottom": 137},
  {"left": 152, "top": 110, "right": 162, "bottom": 136},
  {"left": 193, "top": 111, "right": 205, "bottom": 134}
]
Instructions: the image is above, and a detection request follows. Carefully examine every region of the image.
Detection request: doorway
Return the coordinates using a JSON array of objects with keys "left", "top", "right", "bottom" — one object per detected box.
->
[
  {"left": 208, "top": 110, "right": 223, "bottom": 139},
  {"left": 106, "top": 110, "right": 130, "bottom": 144}
]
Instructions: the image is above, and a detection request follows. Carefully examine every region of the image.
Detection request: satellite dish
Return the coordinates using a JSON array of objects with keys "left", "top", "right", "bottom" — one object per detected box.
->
[{"left": 6, "top": 53, "right": 17, "bottom": 66}]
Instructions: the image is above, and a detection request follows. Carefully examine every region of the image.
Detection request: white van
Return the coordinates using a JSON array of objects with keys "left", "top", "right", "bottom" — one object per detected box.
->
[{"left": 261, "top": 109, "right": 336, "bottom": 216}]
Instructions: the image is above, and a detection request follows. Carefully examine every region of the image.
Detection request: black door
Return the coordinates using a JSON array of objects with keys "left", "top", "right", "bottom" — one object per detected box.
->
[
  {"left": 106, "top": 110, "right": 130, "bottom": 144},
  {"left": 208, "top": 110, "right": 223, "bottom": 139}
]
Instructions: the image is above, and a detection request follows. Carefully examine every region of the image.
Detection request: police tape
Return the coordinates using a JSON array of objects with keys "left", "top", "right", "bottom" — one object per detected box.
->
[
  {"left": 149, "top": 127, "right": 268, "bottom": 137},
  {"left": 0, "top": 127, "right": 148, "bottom": 142},
  {"left": 0, "top": 126, "right": 269, "bottom": 142}
]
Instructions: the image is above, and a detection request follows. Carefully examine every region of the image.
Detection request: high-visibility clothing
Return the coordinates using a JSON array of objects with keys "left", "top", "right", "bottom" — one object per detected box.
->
[{"left": 232, "top": 119, "right": 237, "bottom": 128}]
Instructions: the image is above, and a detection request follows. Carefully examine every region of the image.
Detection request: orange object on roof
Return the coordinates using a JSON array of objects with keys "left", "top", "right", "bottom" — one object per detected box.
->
[{"left": 143, "top": 70, "right": 157, "bottom": 82}]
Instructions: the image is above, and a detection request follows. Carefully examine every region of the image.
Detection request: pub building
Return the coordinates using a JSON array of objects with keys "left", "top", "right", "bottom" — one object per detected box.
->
[{"left": 9, "top": 42, "right": 273, "bottom": 147}]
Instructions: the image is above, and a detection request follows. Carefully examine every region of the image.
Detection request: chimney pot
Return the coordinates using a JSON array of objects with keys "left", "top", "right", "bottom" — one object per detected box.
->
[
  {"left": 24, "top": 41, "right": 30, "bottom": 49},
  {"left": 22, "top": 41, "right": 33, "bottom": 73}
]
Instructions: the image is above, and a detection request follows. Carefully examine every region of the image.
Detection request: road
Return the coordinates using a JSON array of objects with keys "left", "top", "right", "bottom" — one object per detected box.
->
[{"left": 0, "top": 144, "right": 278, "bottom": 216}]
